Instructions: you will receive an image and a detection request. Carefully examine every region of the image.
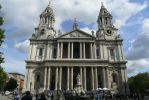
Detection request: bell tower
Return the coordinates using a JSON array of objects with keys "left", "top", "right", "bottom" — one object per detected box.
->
[
  {"left": 96, "top": 3, "right": 118, "bottom": 39},
  {"left": 32, "top": 1, "right": 56, "bottom": 39},
  {"left": 39, "top": 1, "right": 55, "bottom": 29}
]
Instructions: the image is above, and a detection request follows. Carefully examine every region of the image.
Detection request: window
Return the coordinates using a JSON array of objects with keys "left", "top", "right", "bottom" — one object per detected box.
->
[
  {"left": 52, "top": 44, "right": 57, "bottom": 58},
  {"left": 96, "top": 47, "right": 100, "bottom": 59},
  {"left": 41, "top": 29, "right": 45, "bottom": 34},
  {"left": 112, "top": 73, "right": 117, "bottom": 83},
  {"left": 105, "top": 17, "right": 108, "bottom": 25},
  {"left": 39, "top": 48, "right": 44, "bottom": 56},
  {"left": 110, "top": 48, "right": 114, "bottom": 57},
  {"left": 36, "top": 74, "right": 40, "bottom": 82}
]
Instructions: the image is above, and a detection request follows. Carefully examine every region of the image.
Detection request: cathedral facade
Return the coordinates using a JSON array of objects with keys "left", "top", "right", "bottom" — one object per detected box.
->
[{"left": 23, "top": 2, "right": 129, "bottom": 94}]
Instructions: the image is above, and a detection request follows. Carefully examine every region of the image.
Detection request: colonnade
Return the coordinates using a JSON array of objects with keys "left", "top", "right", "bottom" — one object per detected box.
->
[
  {"left": 56, "top": 42, "right": 97, "bottom": 59},
  {"left": 42, "top": 66, "right": 109, "bottom": 91}
]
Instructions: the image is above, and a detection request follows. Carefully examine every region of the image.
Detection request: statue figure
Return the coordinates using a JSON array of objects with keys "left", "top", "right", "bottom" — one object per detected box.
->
[
  {"left": 74, "top": 73, "right": 85, "bottom": 95},
  {"left": 76, "top": 74, "right": 81, "bottom": 85}
]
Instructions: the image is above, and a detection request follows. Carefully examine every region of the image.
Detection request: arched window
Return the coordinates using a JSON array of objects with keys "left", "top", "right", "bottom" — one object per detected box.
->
[
  {"left": 36, "top": 74, "right": 40, "bottom": 82},
  {"left": 112, "top": 73, "right": 117, "bottom": 83},
  {"left": 39, "top": 48, "right": 44, "bottom": 57},
  {"left": 41, "top": 29, "right": 45, "bottom": 34}
]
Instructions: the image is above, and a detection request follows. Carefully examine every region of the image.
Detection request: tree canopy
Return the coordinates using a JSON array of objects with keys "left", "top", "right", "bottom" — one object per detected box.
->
[
  {"left": 0, "top": 4, "right": 5, "bottom": 63},
  {"left": 0, "top": 66, "right": 7, "bottom": 90},
  {"left": 5, "top": 78, "right": 18, "bottom": 91},
  {"left": 0, "top": 4, "right": 6, "bottom": 91},
  {"left": 128, "top": 72, "right": 149, "bottom": 93}
]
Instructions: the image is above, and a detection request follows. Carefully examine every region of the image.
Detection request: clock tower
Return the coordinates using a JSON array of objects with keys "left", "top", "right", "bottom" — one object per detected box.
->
[
  {"left": 96, "top": 3, "right": 118, "bottom": 40},
  {"left": 31, "top": 1, "right": 56, "bottom": 40}
]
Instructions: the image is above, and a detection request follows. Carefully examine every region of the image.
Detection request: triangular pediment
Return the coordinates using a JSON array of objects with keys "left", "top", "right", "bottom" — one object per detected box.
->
[{"left": 57, "top": 30, "right": 95, "bottom": 38}]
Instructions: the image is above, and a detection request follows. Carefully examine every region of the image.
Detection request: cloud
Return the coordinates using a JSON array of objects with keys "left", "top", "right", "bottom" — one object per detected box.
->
[
  {"left": 126, "top": 18, "right": 149, "bottom": 76},
  {"left": 15, "top": 40, "right": 30, "bottom": 53},
  {"left": 1, "top": 0, "right": 147, "bottom": 40},
  {"left": 2, "top": 59, "right": 26, "bottom": 75},
  {"left": 127, "top": 59, "right": 149, "bottom": 76},
  {"left": 126, "top": 18, "right": 149, "bottom": 60},
  {"left": 142, "top": 18, "right": 149, "bottom": 34},
  {"left": 110, "top": 1, "right": 147, "bottom": 28}
]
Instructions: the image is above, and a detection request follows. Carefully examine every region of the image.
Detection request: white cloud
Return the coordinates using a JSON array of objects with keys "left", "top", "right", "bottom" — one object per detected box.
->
[
  {"left": 2, "top": 59, "right": 26, "bottom": 75},
  {"left": 126, "top": 18, "right": 149, "bottom": 76},
  {"left": 1, "top": 0, "right": 147, "bottom": 39},
  {"left": 142, "top": 18, "right": 149, "bottom": 35},
  {"left": 127, "top": 59, "right": 149, "bottom": 76},
  {"left": 15, "top": 40, "right": 30, "bottom": 53}
]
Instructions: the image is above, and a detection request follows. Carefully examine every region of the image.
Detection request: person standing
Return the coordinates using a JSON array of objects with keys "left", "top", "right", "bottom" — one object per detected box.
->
[
  {"left": 13, "top": 92, "right": 20, "bottom": 100},
  {"left": 21, "top": 91, "right": 32, "bottom": 100},
  {"left": 47, "top": 91, "right": 52, "bottom": 100},
  {"left": 39, "top": 93, "right": 47, "bottom": 100}
]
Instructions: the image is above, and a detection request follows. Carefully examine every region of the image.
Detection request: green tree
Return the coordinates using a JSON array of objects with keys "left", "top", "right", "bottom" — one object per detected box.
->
[
  {"left": 0, "top": 5, "right": 5, "bottom": 63},
  {"left": 0, "top": 5, "right": 6, "bottom": 91},
  {"left": 0, "top": 67, "right": 7, "bottom": 90},
  {"left": 128, "top": 72, "right": 149, "bottom": 93},
  {"left": 5, "top": 78, "right": 18, "bottom": 91}
]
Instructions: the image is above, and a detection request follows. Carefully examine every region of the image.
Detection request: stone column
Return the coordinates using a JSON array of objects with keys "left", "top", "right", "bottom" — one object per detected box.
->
[
  {"left": 91, "top": 67, "right": 95, "bottom": 90},
  {"left": 57, "top": 42, "right": 60, "bottom": 59},
  {"left": 71, "top": 67, "right": 73, "bottom": 90},
  {"left": 101, "top": 44, "right": 104, "bottom": 59},
  {"left": 48, "top": 67, "right": 51, "bottom": 90},
  {"left": 118, "top": 44, "right": 122, "bottom": 60},
  {"left": 80, "top": 42, "right": 82, "bottom": 59},
  {"left": 95, "top": 67, "right": 98, "bottom": 89},
  {"left": 105, "top": 67, "right": 109, "bottom": 88},
  {"left": 84, "top": 67, "right": 86, "bottom": 90},
  {"left": 55, "top": 67, "right": 58, "bottom": 90},
  {"left": 24, "top": 69, "right": 28, "bottom": 89},
  {"left": 49, "top": 45, "right": 53, "bottom": 59},
  {"left": 28, "top": 69, "right": 31, "bottom": 90},
  {"left": 80, "top": 67, "right": 82, "bottom": 84},
  {"left": 102, "top": 67, "right": 106, "bottom": 88},
  {"left": 120, "top": 45, "right": 125, "bottom": 60},
  {"left": 71, "top": 42, "right": 73, "bottom": 59},
  {"left": 25, "top": 68, "right": 30, "bottom": 90},
  {"left": 61, "top": 42, "right": 63, "bottom": 58},
  {"left": 68, "top": 42, "right": 70, "bottom": 58},
  {"left": 46, "top": 44, "right": 50, "bottom": 59},
  {"left": 32, "top": 74, "right": 35, "bottom": 92},
  {"left": 90, "top": 43, "right": 93, "bottom": 59},
  {"left": 67, "top": 67, "right": 70, "bottom": 90},
  {"left": 83, "top": 42, "right": 86, "bottom": 59},
  {"left": 44, "top": 67, "right": 47, "bottom": 90},
  {"left": 94, "top": 43, "right": 97, "bottom": 59},
  {"left": 100, "top": 44, "right": 103, "bottom": 59},
  {"left": 59, "top": 67, "right": 62, "bottom": 90}
]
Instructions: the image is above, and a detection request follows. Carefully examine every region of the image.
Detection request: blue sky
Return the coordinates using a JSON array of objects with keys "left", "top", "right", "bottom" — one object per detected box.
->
[{"left": 1, "top": 0, "right": 149, "bottom": 77}]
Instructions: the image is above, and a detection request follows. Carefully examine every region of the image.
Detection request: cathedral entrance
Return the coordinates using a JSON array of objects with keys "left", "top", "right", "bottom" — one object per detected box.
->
[
  {"left": 62, "top": 67, "right": 67, "bottom": 90},
  {"left": 50, "top": 67, "right": 55, "bottom": 90},
  {"left": 86, "top": 67, "right": 92, "bottom": 90},
  {"left": 73, "top": 67, "right": 80, "bottom": 88}
]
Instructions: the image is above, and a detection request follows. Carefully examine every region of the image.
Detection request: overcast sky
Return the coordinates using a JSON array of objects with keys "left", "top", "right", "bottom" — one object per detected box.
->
[{"left": 1, "top": 0, "right": 149, "bottom": 77}]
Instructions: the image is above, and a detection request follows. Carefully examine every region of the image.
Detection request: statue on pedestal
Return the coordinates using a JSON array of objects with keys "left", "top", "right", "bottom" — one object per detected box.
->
[{"left": 74, "top": 74, "right": 85, "bottom": 95}]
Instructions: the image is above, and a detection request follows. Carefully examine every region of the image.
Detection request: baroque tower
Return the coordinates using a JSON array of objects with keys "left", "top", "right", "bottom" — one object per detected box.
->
[{"left": 32, "top": 1, "right": 56, "bottom": 40}]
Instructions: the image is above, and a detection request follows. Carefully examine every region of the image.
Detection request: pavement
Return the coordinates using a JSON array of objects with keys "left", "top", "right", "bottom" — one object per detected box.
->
[{"left": 0, "top": 94, "right": 13, "bottom": 100}]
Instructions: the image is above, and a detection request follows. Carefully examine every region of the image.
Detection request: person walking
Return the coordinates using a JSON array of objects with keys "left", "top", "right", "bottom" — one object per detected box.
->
[
  {"left": 21, "top": 91, "right": 32, "bottom": 100},
  {"left": 39, "top": 93, "right": 47, "bottom": 100},
  {"left": 47, "top": 91, "right": 52, "bottom": 100},
  {"left": 13, "top": 92, "right": 20, "bottom": 100}
]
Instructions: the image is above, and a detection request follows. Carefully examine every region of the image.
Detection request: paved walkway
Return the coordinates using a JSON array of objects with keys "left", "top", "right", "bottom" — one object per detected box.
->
[{"left": 0, "top": 94, "right": 13, "bottom": 100}]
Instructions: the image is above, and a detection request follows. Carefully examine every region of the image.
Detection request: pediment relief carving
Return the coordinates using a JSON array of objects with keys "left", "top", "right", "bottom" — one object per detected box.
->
[{"left": 59, "top": 31, "right": 94, "bottom": 38}]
